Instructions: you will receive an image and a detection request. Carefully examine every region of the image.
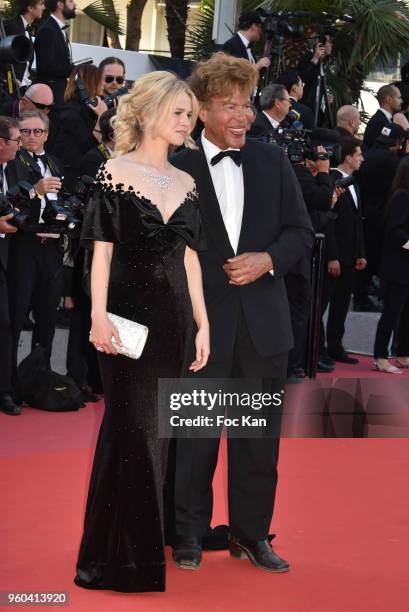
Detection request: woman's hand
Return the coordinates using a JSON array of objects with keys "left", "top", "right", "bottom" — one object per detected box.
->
[
  {"left": 90, "top": 313, "right": 122, "bottom": 355},
  {"left": 189, "top": 325, "right": 210, "bottom": 372}
]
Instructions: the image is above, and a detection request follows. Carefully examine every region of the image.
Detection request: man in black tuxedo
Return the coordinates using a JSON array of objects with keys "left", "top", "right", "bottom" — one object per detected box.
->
[
  {"left": 0, "top": 116, "right": 29, "bottom": 415},
  {"left": 248, "top": 83, "right": 291, "bottom": 138},
  {"left": 321, "top": 138, "right": 366, "bottom": 365},
  {"left": 8, "top": 110, "right": 63, "bottom": 399},
  {"left": 362, "top": 85, "right": 401, "bottom": 151},
  {"left": 170, "top": 53, "right": 313, "bottom": 573},
  {"left": 3, "top": 0, "right": 45, "bottom": 91},
  {"left": 277, "top": 69, "right": 314, "bottom": 129},
  {"left": 298, "top": 34, "right": 333, "bottom": 125},
  {"left": 222, "top": 11, "right": 270, "bottom": 75},
  {"left": 34, "top": 0, "right": 76, "bottom": 109}
]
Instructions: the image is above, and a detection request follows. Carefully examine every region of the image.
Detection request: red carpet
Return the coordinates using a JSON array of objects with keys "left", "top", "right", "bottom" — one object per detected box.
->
[
  {"left": 1, "top": 385, "right": 409, "bottom": 610},
  {"left": 317, "top": 353, "right": 409, "bottom": 379}
]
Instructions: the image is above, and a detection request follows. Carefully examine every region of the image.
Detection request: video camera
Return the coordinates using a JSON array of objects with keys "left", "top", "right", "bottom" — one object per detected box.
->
[
  {"left": 254, "top": 117, "right": 341, "bottom": 165},
  {"left": 0, "top": 175, "right": 94, "bottom": 235},
  {"left": 256, "top": 8, "right": 308, "bottom": 40},
  {"left": 75, "top": 72, "right": 128, "bottom": 110}
]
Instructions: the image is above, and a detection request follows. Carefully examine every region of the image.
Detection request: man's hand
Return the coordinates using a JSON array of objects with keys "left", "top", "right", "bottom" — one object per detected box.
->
[
  {"left": 328, "top": 259, "right": 341, "bottom": 277},
  {"left": 35, "top": 176, "right": 61, "bottom": 196},
  {"left": 312, "top": 42, "right": 326, "bottom": 63},
  {"left": 355, "top": 258, "right": 367, "bottom": 271},
  {"left": 255, "top": 57, "right": 271, "bottom": 71},
  {"left": 223, "top": 252, "right": 273, "bottom": 285},
  {"left": 0, "top": 213, "right": 18, "bottom": 234}
]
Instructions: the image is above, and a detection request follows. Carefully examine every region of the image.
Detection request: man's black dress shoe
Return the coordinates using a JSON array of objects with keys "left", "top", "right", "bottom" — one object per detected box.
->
[
  {"left": 229, "top": 536, "right": 289, "bottom": 573},
  {"left": 0, "top": 394, "right": 21, "bottom": 416},
  {"left": 320, "top": 354, "right": 335, "bottom": 366},
  {"left": 317, "top": 359, "right": 334, "bottom": 373},
  {"left": 328, "top": 351, "right": 359, "bottom": 365},
  {"left": 172, "top": 536, "right": 202, "bottom": 570}
]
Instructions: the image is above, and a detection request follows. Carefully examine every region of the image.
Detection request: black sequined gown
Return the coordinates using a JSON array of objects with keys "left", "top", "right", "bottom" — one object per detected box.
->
[{"left": 74, "top": 169, "right": 202, "bottom": 593}]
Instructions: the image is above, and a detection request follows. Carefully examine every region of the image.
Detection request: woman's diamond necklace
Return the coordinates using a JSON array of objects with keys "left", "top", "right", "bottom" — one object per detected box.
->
[{"left": 141, "top": 166, "right": 175, "bottom": 191}]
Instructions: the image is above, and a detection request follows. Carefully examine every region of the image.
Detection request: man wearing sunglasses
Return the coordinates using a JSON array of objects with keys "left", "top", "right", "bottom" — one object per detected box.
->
[
  {"left": 99, "top": 56, "right": 126, "bottom": 97},
  {"left": 0, "top": 84, "right": 54, "bottom": 118}
]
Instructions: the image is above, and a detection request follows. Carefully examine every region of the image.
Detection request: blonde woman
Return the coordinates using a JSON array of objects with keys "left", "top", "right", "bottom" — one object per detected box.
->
[{"left": 74, "top": 72, "right": 209, "bottom": 593}]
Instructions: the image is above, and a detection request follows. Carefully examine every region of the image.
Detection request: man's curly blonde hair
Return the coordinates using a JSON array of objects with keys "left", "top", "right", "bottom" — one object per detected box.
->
[
  {"left": 113, "top": 71, "right": 199, "bottom": 156},
  {"left": 187, "top": 52, "right": 258, "bottom": 106}
]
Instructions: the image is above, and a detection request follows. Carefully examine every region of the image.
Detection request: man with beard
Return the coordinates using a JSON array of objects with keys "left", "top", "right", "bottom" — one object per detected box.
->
[{"left": 34, "top": 0, "right": 76, "bottom": 109}]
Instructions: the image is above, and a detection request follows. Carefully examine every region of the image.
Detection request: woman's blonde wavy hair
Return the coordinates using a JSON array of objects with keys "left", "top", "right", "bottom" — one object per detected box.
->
[{"left": 113, "top": 71, "right": 199, "bottom": 156}]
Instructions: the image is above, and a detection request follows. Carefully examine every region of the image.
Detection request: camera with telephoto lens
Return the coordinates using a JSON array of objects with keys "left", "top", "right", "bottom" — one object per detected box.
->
[
  {"left": 0, "top": 181, "right": 37, "bottom": 229},
  {"left": 42, "top": 174, "right": 95, "bottom": 235},
  {"left": 334, "top": 174, "right": 355, "bottom": 189},
  {"left": 257, "top": 8, "right": 308, "bottom": 39},
  {"left": 254, "top": 120, "right": 341, "bottom": 165},
  {"left": 75, "top": 72, "right": 128, "bottom": 110}
]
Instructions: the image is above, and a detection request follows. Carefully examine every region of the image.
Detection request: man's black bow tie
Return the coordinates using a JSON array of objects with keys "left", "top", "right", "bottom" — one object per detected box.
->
[
  {"left": 34, "top": 153, "right": 47, "bottom": 165},
  {"left": 61, "top": 24, "right": 70, "bottom": 31},
  {"left": 25, "top": 24, "right": 33, "bottom": 35},
  {"left": 210, "top": 150, "right": 242, "bottom": 167}
]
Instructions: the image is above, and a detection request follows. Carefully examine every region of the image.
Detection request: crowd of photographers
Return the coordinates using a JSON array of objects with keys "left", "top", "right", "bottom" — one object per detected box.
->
[{"left": 1, "top": 5, "right": 409, "bottom": 414}]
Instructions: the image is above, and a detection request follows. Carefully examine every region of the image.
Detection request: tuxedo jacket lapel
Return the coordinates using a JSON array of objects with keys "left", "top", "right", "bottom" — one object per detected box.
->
[{"left": 195, "top": 141, "right": 235, "bottom": 260}]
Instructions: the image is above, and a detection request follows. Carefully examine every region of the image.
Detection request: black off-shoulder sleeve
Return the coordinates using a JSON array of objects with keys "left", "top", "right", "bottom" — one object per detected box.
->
[
  {"left": 81, "top": 181, "right": 122, "bottom": 247},
  {"left": 182, "top": 190, "right": 207, "bottom": 252}
]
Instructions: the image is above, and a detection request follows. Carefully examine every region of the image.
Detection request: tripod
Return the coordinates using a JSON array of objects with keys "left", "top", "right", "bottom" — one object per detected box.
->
[{"left": 312, "top": 59, "right": 334, "bottom": 127}]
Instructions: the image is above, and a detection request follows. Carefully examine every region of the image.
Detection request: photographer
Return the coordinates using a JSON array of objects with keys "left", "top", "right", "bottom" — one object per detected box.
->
[
  {"left": 222, "top": 11, "right": 271, "bottom": 73},
  {"left": 53, "top": 65, "right": 107, "bottom": 191},
  {"left": 7, "top": 110, "right": 64, "bottom": 399},
  {"left": 99, "top": 56, "right": 126, "bottom": 97},
  {"left": 321, "top": 137, "right": 366, "bottom": 366},
  {"left": 290, "top": 134, "right": 339, "bottom": 375},
  {"left": 336, "top": 105, "right": 360, "bottom": 138},
  {"left": 248, "top": 83, "right": 291, "bottom": 138},
  {"left": 277, "top": 69, "right": 314, "bottom": 129},
  {"left": 0, "top": 115, "right": 29, "bottom": 415},
  {"left": 298, "top": 33, "right": 333, "bottom": 125},
  {"left": 3, "top": 0, "right": 45, "bottom": 93},
  {"left": 0, "top": 83, "right": 54, "bottom": 118}
]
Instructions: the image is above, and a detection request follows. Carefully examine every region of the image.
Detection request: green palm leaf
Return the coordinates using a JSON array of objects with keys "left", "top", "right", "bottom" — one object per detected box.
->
[{"left": 82, "top": 0, "right": 125, "bottom": 36}]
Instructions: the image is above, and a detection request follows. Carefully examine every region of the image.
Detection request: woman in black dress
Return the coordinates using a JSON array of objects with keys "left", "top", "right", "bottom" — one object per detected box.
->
[
  {"left": 373, "top": 156, "right": 409, "bottom": 373},
  {"left": 74, "top": 71, "right": 210, "bottom": 592}
]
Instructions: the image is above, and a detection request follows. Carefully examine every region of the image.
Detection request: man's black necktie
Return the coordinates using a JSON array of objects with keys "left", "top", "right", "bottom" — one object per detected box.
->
[{"left": 210, "top": 150, "right": 242, "bottom": 167}]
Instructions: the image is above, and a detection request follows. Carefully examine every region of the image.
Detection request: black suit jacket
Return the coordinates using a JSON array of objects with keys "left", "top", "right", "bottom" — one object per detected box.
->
[
  {"left": 327, "top": 170, "right": 365, "bottom": 265},
  {"left": 0, "top": 158, "right": 30, "bottom": 271},
  {"left": 3, "top": 15, "right": 34, "bottom": 83},
  {"left": 222, "top": 33, "right": 249, "bottom": 60},
  {"left": 171, "top": 139, "right": 314, "bottom": 360},
  {"left": 362, "top": 109, "right": 392, "bottom": 151},
  {"left": 34, "top": 16, "right": 72, "bottom": 107},
  {"left": 357, "top": 146, "right": 400, "bottom": 222},
  {"left": 290, "top": 98, "right": 314, "bottom": 130},
  {"left": 248, "top": 112, "right": 276, "bottom": 139},
  {"left": 380, "top": 189, "right": 409, "bottom": 284}
]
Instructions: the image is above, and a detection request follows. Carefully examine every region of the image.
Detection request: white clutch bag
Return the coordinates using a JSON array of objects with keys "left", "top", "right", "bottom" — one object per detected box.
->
[{"left": 90, "top": 313, "right": 149, "bottom": 360}]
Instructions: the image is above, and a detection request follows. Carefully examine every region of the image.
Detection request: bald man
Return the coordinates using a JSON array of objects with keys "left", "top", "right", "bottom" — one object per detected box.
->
[
  {"left": 336, "top": 105, "right": 361, "bottom": 137},
  {"left": 0, "top": 83, "right": 54, "bottom": 118}
]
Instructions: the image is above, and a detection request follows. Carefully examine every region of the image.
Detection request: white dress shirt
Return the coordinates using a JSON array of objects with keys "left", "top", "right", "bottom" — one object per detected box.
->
[
  {"left": 262, "top": 111, "right": 280, "bottom": 130},
  {"left": 237, "top": 31, "right": 255, "bottom": 64},
  {"left": 201, "top": 131, "right": 244, "bottom": 254},
  {"left": 30, "top": 151, "right": 59, "bottom": 237},
  {"left": 336, "top": 168, "right": 358, "bottom": 209},
  {"left": 21, "top": 15, "right": 32, "bottom": 88}
]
